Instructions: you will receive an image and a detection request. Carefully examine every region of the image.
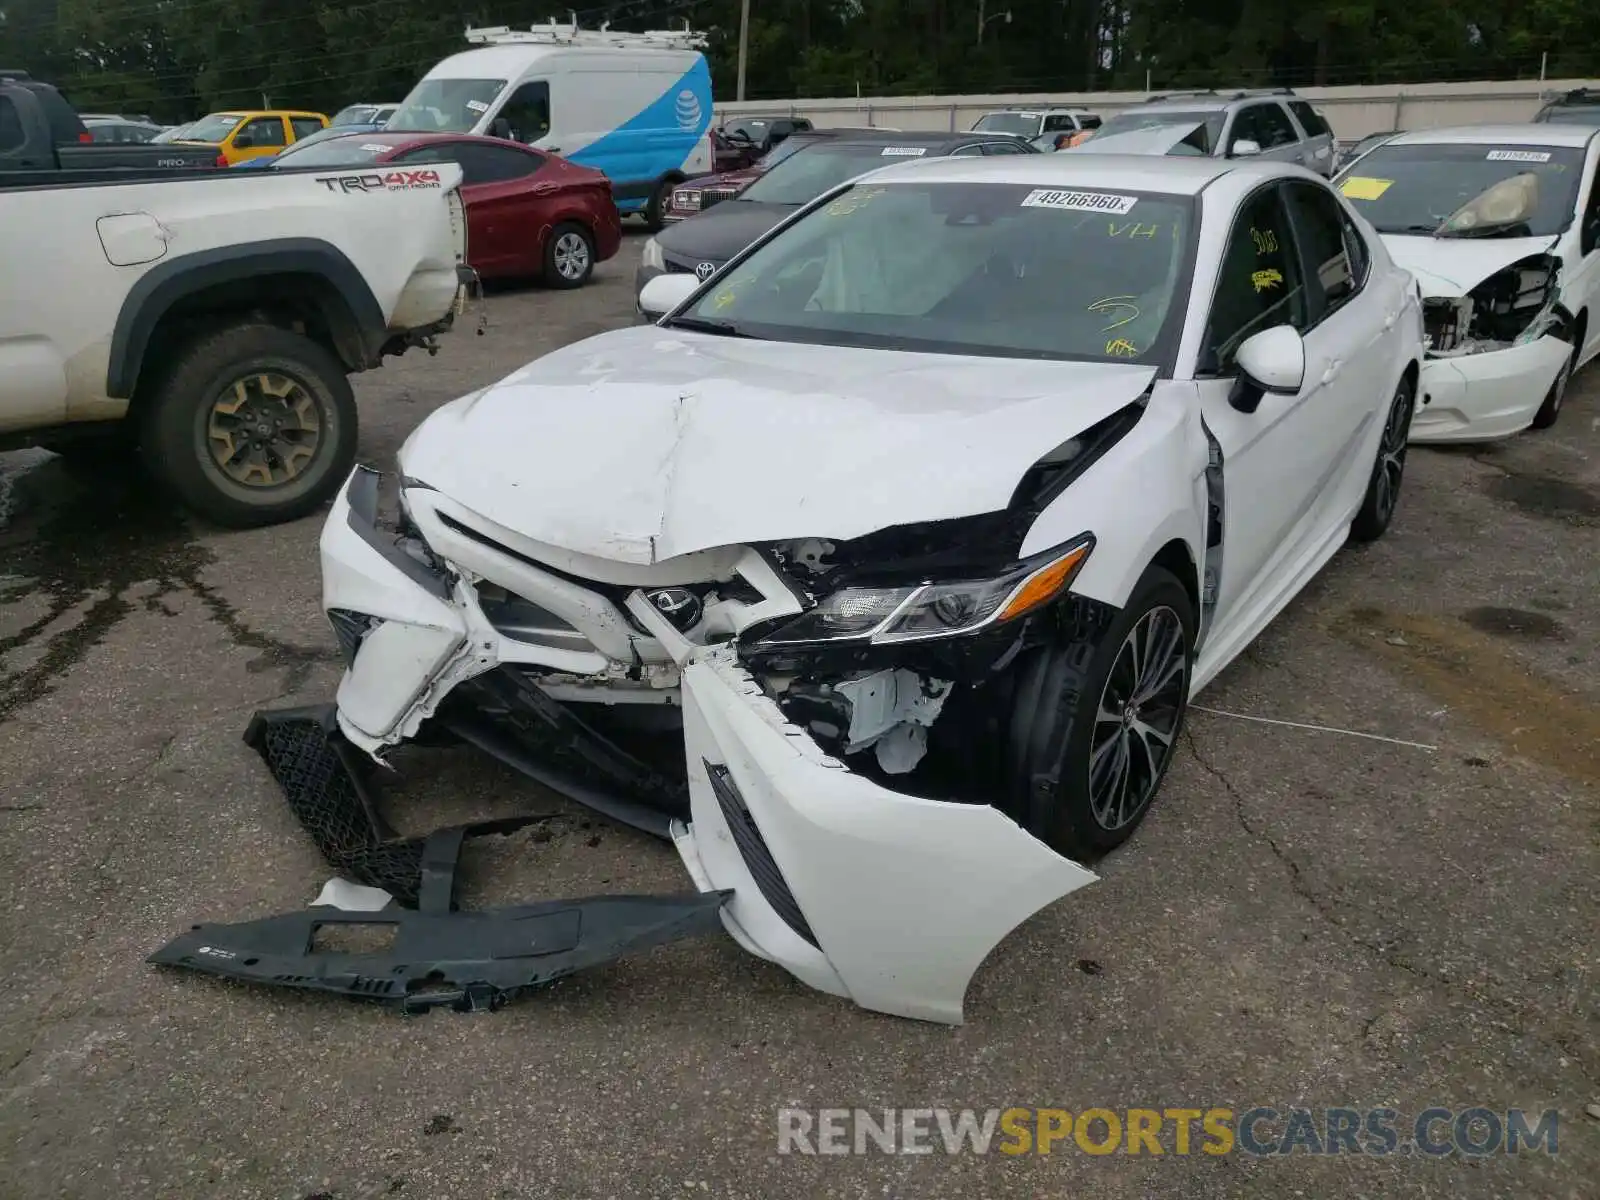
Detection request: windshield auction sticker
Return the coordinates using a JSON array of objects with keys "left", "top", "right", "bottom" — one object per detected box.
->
[
  {"left": 1021, "top": 188, "right": 1138, "bottom": 215},
  {"left": 879, "top": 146, "right": 927, "bottom": 156},
  {"left": 1486, "top": 149, "right": 1551, "bottom": 163},
  {"left": 1339, "top": 176, "right": 1393, "bottom": 201}
]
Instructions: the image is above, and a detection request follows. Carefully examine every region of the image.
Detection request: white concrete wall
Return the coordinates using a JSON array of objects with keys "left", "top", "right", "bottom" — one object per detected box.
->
[{"left": 714, "top": 79, "right": 1599, "bottom": 141}]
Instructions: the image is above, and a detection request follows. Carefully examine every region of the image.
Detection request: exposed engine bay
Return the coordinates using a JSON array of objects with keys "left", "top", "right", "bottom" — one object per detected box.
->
[{"left": 1423, "top": 254, "right": 1567, "bottom": 357}]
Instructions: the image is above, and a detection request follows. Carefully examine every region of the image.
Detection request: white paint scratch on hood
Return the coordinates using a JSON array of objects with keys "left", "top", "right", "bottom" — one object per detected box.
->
[
  {"left": 400, "top": 325, "right": 1157, "bottom": 564},
  {"left": 1379, "top": 233, "right": 1560, "bottom": 297}
]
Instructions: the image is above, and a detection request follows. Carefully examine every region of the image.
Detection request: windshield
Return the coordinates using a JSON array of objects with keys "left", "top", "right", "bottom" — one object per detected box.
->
[
  {"left": 273, "top": 135, "right": 392, "bottom": 167},
  {"left": 1338, "top": 143, "right": 1585, "bottom": 237},
  {"left": 669, "top": 181, "right": 1193, "bottom": 364},
  {"left": 1535, "top": 106, "right": 1600, "bottom": 126},
  {"left": 1093, "top": 110, "right": 1224, "bottom": 154},
  {"left": 738, "top": 142, "right": 936, "bottom": 206},
  {"left": 973, "top": 113, "right": 1041, "bottom": 137},
  {"left": 388, "top": 78, "right": 505, "bottom": 133},
  {"left": 178, "top": 113, "right": 244, "bottom": 143},
  {"left": 332, "top": 105, "right": 379, "bottom": 126}
]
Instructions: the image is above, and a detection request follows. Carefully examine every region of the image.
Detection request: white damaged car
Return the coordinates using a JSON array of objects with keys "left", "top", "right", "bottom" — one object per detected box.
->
[
  {"left": 318, "top": 153, "right": 1423, "bottom": 1023},
  {"left": 1336, "top": 124, "right": 1600, "bottom": 440}
]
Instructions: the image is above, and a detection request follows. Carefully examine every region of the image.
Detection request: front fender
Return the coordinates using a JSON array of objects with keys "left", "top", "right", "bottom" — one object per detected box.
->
[{"left": 1021, "top": 380, "right": 1206, "bottom": 610}]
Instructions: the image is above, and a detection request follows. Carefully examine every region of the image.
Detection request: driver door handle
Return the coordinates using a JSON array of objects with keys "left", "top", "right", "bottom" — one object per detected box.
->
[
  {"left": 1383, "top": 308, "right": 1399, "bottom": 330},
  {"left": 1322, "top": 359, "right": 1343, "bottom": 385},
  {"left": 531, "top": 182, "right": 558, "bottom": 196}
]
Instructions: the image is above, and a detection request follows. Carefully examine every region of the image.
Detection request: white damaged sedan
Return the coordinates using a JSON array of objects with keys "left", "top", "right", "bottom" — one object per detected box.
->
[
  {"left": 319, "top": 153, "right": 1423, "bottom": 1023},
  {"left": 1336, "top": 124, "right": 1600, "bottom": 440}
]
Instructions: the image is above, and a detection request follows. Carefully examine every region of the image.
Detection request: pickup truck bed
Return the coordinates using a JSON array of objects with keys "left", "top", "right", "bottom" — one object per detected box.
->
[
  {"left": 0, "top": 161, "right": 475, "bottom": 527},
  {"left": 0, "top": 76, "right": 222, "bottom": 173}
]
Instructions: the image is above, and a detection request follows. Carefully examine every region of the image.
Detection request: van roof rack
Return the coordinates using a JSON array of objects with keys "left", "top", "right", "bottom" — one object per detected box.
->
[{"left": 465, "top": 19, "right": 708, "bottom": 50}]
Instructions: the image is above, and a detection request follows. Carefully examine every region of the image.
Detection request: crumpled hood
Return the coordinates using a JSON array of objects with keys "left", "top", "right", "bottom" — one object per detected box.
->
[
  {"left": 400, "top": 325, "right": 1157, "bottom": 565},
  {"left": 1072, "top": 122, "right": 1207, "bottom": 157},
  {"left": 655, "top": 200, "right": 792, "bottom": 261},
  {"left": 1379, "top": 233, "right": 1560, "bottom": 298}
]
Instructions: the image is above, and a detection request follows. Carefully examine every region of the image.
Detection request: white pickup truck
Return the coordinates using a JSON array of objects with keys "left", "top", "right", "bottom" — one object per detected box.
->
[{"left": 0, "top": 157, "right": 475, "bottom": 526}]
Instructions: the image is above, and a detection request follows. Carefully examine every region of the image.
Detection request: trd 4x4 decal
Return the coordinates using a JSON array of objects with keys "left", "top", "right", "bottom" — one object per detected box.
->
[{"left": 315, "top": 169, "right": 443, "bottom": 193}]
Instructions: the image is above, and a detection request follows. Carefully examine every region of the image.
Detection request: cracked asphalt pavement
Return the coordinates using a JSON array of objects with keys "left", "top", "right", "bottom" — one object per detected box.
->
[{"left": 2, "top": 232, "right": 1597, "bottom": 1199}]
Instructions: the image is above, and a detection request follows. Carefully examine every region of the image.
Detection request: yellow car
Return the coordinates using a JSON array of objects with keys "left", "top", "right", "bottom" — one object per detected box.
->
[{"left": 176, "top": 110, "right": 329, "bottom": 164}]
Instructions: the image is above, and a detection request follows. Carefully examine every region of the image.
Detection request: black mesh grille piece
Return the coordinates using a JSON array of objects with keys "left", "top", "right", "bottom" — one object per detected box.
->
[
  {"left": 703, "top": 759, "right": 818, "bottom": 948},
  {"left": 248, "top": 709, "right": 431, "bottom": 905}
]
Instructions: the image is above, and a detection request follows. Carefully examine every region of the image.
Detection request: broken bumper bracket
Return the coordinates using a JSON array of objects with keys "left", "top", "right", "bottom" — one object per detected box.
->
[{"left": 147, "top": 703, "right": 732, "bottom": 1012}]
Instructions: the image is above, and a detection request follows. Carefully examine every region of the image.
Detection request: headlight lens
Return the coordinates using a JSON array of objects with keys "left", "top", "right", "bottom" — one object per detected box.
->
[
  {"left": 757, "top": 537, "right": 1093, "bottom": 647},
  {"left": 641, "top": 237, "right": 665, "bottom": 271},
  {"left": 672, "top": 189, "right": 700, "bottom": 211}
]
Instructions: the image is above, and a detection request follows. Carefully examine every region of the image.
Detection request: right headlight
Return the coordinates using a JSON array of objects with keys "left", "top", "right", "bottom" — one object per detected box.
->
[
  {"left": 641, "top": 237, "right": 665, "bottom": 271},
  {"left": 755, "top": 537, "right": 1094, "bottom": 647}
]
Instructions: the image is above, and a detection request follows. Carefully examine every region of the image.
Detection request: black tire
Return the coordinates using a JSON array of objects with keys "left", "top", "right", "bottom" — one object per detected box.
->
[
  {"left": 1349, "top": 372, "right": 1414, "bottom": 543},
  {"left": 1007, "top": 566, "right": 1196, "bottom": 859},
  {"left": 138, "top": 323, "right": 357, "bottom": 529},
  {"left": 543, "top": 221, "right": 595, "bottom": 289},
  {"left": 1529, "top": 329, "right": 1580, "bottom": 430},
  {"left": 642, "top": 177, "right": 676, "bottom": 232}
]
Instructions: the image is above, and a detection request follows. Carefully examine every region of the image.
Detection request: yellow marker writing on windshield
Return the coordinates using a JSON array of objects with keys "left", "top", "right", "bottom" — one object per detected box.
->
[
  {"left": 1105, "top": 337, "right": 1139, "bottom": 357},
  {"left": 1251, "top": 268, "right": 1283, "bottom": 293},
  {"left": 1088, "top": 296, "right": 1141, "bottom": 330},
  {"left": 825, "top": 187, "right": 883, "bottom": 217}
]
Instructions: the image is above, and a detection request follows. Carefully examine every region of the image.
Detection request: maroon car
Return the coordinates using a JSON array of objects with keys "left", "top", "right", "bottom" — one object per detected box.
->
[
  {"left": 665, "top": 131, "right": 832, "bottom": 223},
  {"left": 270, "top": 131, "right": 622, "bottom": 287}
]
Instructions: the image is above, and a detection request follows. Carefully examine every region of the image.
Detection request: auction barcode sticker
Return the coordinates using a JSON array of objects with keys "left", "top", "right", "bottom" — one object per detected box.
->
[
  {"left": 880, "top": 146, "right": 927, "bottom": 156},
  {"left": 1486, "top": 149, "right": 1550, "bottom": 163},
  {"left": 1021, "top": 188, "right": 1138, "bottom": 215},
  {"left": 466, "top": 99, "right": 490, "bottom": 113}
]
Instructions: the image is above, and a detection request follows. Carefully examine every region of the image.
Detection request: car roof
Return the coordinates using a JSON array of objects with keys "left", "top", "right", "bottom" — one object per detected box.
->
[
  {"left": 863, "top": 150, "right": 1259, "bottom": 194},
  {"left": 214, "top": 109, "right": 326, "bottom": 119},
  {"left": 823, "top": 130, "right": 1030, "bottom": 151},
  {"left": 981, "top": 107, "right": 1092, "bottom": 115},
  {"left": 1126, "top": 92, "right": 1296, "bottom": 113},
  {"left": 1385, "top": 123, "right": 1599, "bottom": 148}
]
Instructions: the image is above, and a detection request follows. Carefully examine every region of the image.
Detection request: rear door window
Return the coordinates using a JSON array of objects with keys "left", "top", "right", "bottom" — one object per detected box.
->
[
  {"left": 0, "top": 95, "right": 24, "bottom": 151},
  {"left": 290, "top": 117, "right": 323, "bottom": 141},
  {"left": 1288, "top": 101, "right": 1328, "bottom": 137},
  {"left": 1255, "top": 103, "right": 1300, "bottom": 149},
  {"left": 1282, "top": 181, "right": 1358, "bottom": 319},
  {"left": 240, "top": 116, "right": 286, "bottom": 148}
]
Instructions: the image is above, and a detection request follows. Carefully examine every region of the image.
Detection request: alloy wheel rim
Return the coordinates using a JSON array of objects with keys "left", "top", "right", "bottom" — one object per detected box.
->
[
  {"left": 1374, "top": 385, "right": 1411, "bottom": 523},
  {"left": 206, "top": 373, "right": 322, "bottom": 488},
  {"left": 553, "top": 232, "right": 590, "bottom": 279},
  {"left": 1088, "top": 604, "right": 1189, "bottom": 830}
]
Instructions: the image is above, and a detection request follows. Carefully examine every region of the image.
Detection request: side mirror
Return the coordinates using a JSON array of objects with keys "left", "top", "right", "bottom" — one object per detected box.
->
[
  {"left": 489, "top": 117, "right": 513, "bottom": 140},
  {"left": 1230, "top": 138, "right": 1262, "bottom": 157},
  {"left": 1229, "top": 326, "right": 1305, "bottom": 413},
  {"left": 638, "top": 272, "right": 700, "bottom": 320}
]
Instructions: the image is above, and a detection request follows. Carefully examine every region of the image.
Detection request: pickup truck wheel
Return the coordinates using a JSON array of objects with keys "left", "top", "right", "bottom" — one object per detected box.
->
[
  {"left": 140, "top": 324, "right": 356, "bottom": 528},
  {"left": 544, "top": 223, "right": 594, "bottom": 289}
]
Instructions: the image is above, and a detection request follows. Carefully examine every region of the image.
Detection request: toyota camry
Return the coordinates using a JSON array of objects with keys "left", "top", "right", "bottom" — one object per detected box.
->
[{"left": 304, "top": 152, "right": 1424, "bottom": 1024}]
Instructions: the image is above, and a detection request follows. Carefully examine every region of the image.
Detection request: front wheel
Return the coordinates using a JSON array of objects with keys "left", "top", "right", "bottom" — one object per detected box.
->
[
  {"left": 1008, "top": 566, "right": 1196, "bottom": 859},
  {"left": 543, "top": 222, "right": 595, "bottom": 289},
  {"left": 139, "top": 324, "right": 357, "bottom": 528},
  {"left": 1529, "top": 337, "right": 1578, "bottom": 430},
  {"left": 642, "top": 177, "right": 675, "bottom": 232},
  {"left": 1349, "top": 373, "right": 1414, "bottom": 543}
]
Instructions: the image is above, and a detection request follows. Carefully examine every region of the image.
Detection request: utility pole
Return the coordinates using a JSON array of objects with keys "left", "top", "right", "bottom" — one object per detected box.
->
[
  {"left": 977, "top": 1, "right": 1010, "bottom": 45},
  {"left": 736, "top": 0, "right": 750, "bottom": 101}
]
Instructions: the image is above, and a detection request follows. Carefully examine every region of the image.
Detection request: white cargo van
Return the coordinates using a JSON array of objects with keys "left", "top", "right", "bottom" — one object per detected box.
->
[{"left": 388, "top": 23, "right": 714, "bottom": 229}]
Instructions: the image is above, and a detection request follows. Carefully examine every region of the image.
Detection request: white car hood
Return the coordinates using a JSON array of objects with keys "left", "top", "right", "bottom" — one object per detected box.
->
[
  {"left": 400, "top": 325, "right": 1157, "bottom": 564},
  {"left": 1378, "top": 233, "right": 1560, "bottom": 298}
]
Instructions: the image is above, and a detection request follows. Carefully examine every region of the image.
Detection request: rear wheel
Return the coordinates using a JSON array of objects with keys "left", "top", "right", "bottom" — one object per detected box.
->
[
  {"left": 1008, "top": 566, "right": 1195, "bottom": 859},
  {"left": 139, "top": 324, "right": 357, "bottom": 528},
  {"left": 543, "top": 222, "right": 595, "bottom": 289},
  {"left": 642, "top": 177, "right": 676, "bottom": 232}
]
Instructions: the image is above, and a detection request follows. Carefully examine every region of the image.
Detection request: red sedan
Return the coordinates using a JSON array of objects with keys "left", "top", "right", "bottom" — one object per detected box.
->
[{"left": 270, "top": 132, "right": 621, "bottom": 287}]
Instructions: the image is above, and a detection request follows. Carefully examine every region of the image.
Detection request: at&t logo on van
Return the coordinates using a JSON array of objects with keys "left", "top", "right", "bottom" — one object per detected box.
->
[{"left": 674, "top": 89, "right": 703, "bottom": 132}]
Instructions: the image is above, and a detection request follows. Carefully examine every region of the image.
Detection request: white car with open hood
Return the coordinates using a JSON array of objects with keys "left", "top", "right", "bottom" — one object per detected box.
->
[
  {"left": 1336, "top": 124, "right": 1600, "bottom": 441},
  {"left": 316, "top": 153, "right": 1422, "bottom": 1023}
]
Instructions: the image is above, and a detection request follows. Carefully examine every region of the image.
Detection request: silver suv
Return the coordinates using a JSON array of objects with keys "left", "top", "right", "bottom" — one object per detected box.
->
[{"left": 1093, "top": 89, "right": 1336, "bottom": 176}]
